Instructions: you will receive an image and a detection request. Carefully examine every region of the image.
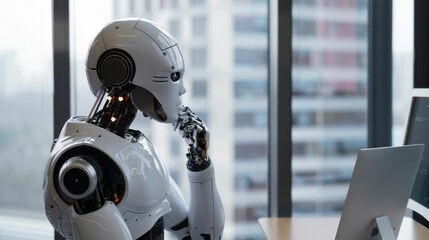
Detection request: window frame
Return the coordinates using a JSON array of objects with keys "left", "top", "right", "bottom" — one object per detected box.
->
[
  {"left": 53, "top": 0, "right": 71, "bottom": 139},
  {"left": 269, "top": 0, "right": 393, "bottom": 217}
]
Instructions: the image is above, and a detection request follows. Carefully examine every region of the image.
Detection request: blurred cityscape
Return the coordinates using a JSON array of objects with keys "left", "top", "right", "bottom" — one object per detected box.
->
[
  {"left": 111, "top": 1, "right": 268, "bottom": 239},
  {"left": 0, "top": 0, "right": 414, "bottom": 240},
  {"left": 291, "top": 0, "right": 368, "bottom": 215}
]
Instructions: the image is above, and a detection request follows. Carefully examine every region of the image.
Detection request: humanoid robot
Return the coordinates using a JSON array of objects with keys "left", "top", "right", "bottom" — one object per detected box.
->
[{"left": 43, "top": 18, "right": 224, "bottom": 240}]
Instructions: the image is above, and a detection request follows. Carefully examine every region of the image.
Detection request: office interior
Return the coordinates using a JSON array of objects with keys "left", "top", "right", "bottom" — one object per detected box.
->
[{"left": 1, "top": 0, "right": 428, "bottom": 239}]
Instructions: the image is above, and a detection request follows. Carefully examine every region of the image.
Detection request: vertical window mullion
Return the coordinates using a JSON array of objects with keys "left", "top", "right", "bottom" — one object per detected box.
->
[
  {"left": 53, "top": 0, "right": 70, "bottom": 239},
  {"left": 367, "top": 0, "right": 392, "bottom": 148},
  {"left": 414, "top": 0, "right": 429, "bottom": 88},
  {"left": 53, "top": 0, "right": 70, "bottom": 138},
  {"left": 269, "top": 0, "right": 292, "bottom": 217}
]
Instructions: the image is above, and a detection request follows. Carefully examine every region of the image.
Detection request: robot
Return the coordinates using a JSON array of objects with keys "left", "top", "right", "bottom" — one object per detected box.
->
[{"left": 43, "top": 18, "right": 225, "bottom": 240}]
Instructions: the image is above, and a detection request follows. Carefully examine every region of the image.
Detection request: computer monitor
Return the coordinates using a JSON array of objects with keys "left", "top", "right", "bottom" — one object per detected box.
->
[
  {"left": 404, "top": 88, "right": 429, "bottom": 224},
  {"left": 335, "top": 145, "right": 424, "bottom": 240}
]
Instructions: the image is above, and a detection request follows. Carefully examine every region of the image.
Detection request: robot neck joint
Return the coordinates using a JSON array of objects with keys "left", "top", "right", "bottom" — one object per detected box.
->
[{"left": 88, "top": 89, "right": 137, "bottom": 138}]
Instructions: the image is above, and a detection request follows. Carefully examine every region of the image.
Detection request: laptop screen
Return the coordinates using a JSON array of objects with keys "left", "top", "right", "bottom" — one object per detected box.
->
[{"left": 404, "top": 91, "right": 429, "bottom": 222}]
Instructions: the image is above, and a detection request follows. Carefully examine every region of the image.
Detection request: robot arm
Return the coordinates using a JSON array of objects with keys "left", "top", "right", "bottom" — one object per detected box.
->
[
  {"left": 69, "top": 201, "right": 132, "bottom": 240},
  {"left": 174, "top": 106, "right": 225, "bottom": 239}
]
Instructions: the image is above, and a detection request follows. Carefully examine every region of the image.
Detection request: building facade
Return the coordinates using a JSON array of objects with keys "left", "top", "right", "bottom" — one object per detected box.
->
[{"left": 111, "top": 0, "right": 367, "bottom": 239}]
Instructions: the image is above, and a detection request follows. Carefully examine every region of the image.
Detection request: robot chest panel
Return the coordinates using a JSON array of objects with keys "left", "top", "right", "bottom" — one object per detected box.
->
[{"left": 116, "top": 140, "right": 170, "bottom": 213}]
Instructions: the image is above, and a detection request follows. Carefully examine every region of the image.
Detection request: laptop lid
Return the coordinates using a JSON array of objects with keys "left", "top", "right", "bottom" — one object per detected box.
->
[{"left": 335, "top": 144, "right": 424, "bottom": 240}]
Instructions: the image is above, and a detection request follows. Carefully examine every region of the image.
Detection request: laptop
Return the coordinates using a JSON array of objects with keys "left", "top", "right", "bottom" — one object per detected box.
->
[{"left": 335, "top": 144, "right": 424, "bottom": 240}]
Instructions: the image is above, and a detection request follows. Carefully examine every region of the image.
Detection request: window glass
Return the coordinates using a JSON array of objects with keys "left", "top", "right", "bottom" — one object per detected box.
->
[
  {"left": 191, "top": 48, "right": 207, "bottom": 68},
  {"left": 0, "top": 0, "right": 53, "bottom": 238},
  {"left": 160, "top": 0, "right": 167, "bottom": 9},
  {"left": 72, "top": 0, "right": 268, "bottom": 239},
  {"left": 192, "top": 80, "right": 207, "bottom": 98},
  {"left": 235, "top": 112, "right": 267, "bottom": 128},
  {"left": 145, "top": 0, "right": 152, "bottom": 11},
  {"left": 234, "top": 15, "right": 267, "bottom": 33},
  {"left": 234, "top": 80, "right": 267, "bottom": 98},
  {"left": 235, "top": 48, "right": 267, "bottom": 67},
  {"left": 235, "top": 143, "right": 267, "bottom": 160},
  {"left": 291, "top": 0, "right": 368, "bottom": 215},
  {"left": 169, "top": 19, "right": 181, "bottom": 38},
  {"left": 191, "top": 0, "right": 206, "bottom": 5},
  {"left": 293, "top": 20, "right": 317, "bottom": 36},
  {"left": 392, "top": 0, "right": 414, "bottom": 145},
  {"left": 192, "top": 16, "right": 207, "bottom": 37}
]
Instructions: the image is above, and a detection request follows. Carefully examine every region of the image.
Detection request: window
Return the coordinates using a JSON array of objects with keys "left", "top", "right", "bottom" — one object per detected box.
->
[
  {"left": 1, "top": 0, "right": 406, "bottom": 239},
  {"left": 235, "top": 174, "right": 267, "bottom": 191},
  {"left": 392, "top": 0, "right": 414, "bottom": 145},
  {"left": 191, "top": 48, "right": 207, "bottom": 68},
  {"left": 235, "top": 143, "right": 267, "bottom": 160},
  {"left": 293, "top": 20, "right": 367, "bottom": 39},
  {"left": 235, "top": 112, "right": 267, "bottom": 128},
  {"left": 0, "top": 0, "right": 53, "bottom": 238},
  {"left": 190, "top": 0, "right": 206, "bottom": 6},
  {"left": 322, "top": 139, "right": 366, "bottom": 156},
  {"left": 171, "top": 0, "right": 179, "bottom": 8},
  {"left": 293, "top": 111, "right": 317, "bottom": 126},
  {"left": 293, "top": 51, "right": 313, "bottom": 66},
  {"left": 294, "top": 0, "right": 317, "bottom": 6},
  {"left": 235, "top": 48, "right": 267, "bottom": 67},
  {"left": 234, "top": 0, "right": 267, "bottom": 4},
  {"left": 323, "top": 51, "right": 367, "bottom": 69},
  {"left": 322, "top": 0, "right": 357, "bottom": 9},
  {"left": 192, "top": 80, "right": 207, "bottom": 98},
  {"left": 192, "top": 16, "right": 207, "bottom": 37},
  {"left": 160, "top": 0, "right": 166, "bottom": 9},
  {"left": 292, "top": 80, "right": 319, "bottom": 96},
  {"left": 234, "top": 206, "right": 267, "bottom": 223},
  {"left": 293, "top": 20, "right": 317, "bottom": 37},
  {"left": 323, "top": 111, "right": 366, "bottom": 126},
  {"left": 169, "top": 19, "right": 181, "bottom": 39},
  {"left": 293, "top": 142, "right": 320, "bottom": 156},
  {"left": 356, "top": 23, "right": 367, "bottom": 39},
  {"left": 291, "top": 0, "right": 368, "bottom": 216},
  {"left": 234, "top": 81, "right": 267, "bottom": 98},
  {"left": 234, "top": 15, "right": 267, "bottom": 33},
  {"left": 145, "top": 0, "right": 151, "bottom": 11}
]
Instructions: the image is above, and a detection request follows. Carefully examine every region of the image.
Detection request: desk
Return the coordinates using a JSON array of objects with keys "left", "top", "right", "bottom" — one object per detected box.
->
[{"left": 258, "top": 217, "right": 429, "bottom": 240}]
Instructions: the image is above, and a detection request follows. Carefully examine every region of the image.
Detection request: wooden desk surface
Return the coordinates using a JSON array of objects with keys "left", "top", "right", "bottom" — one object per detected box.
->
[{"left": 258, "top": 217, "right": 429, "bottom": 240}]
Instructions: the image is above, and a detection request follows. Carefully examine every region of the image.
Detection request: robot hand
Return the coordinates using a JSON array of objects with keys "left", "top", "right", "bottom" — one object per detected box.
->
[{"left": 174, "top": 106, "right": 210, "bottom": 168}]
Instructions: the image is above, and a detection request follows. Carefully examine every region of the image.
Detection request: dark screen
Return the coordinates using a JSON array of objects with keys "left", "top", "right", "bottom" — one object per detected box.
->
[{"left": 405, "top": 97, "right": 429, "bottom": 209}]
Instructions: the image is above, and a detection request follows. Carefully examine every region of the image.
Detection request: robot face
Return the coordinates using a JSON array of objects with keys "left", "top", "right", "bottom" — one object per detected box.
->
[
  {"left": 130, "top": 69, "right": 187, "bottom": 123},
  {"left": 85, "top": 18, "right": 187, "bottom": 123}
]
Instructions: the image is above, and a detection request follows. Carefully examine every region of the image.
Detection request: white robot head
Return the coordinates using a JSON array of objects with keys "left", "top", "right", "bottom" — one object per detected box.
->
[{"left": 86, "top": 18, "right": 186, "bottom": 123}]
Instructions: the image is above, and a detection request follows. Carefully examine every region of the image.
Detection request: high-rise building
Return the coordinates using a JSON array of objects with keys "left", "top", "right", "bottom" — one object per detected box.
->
[
  {"left": 110, "top": 0, "right": 367, "bottom": 239},
  {"left": 291, "top": 0, "right": 368, "bottom": 215},
  {"left": 113, "top": 1, "right": 268, "bottom": 239}
]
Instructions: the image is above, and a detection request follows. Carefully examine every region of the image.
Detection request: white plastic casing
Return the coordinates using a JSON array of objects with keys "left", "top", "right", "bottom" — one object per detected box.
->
[
  {"left": 85, "top": 18, "right": 186, "bottom": 123},
  {"left": 188, "top": 163, "right": 225, "bottom": 239},
  {"left": 70, "top": 201, "right": 133, "bottom": 240},
  {"left": 43, "top": 117, "right": 171, "bottom": 239}
]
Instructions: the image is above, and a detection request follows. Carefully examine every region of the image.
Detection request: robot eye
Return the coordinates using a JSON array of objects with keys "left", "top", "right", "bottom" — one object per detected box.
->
[{"left": 171, "top": 72, "right": 181, "bottom": 82}]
